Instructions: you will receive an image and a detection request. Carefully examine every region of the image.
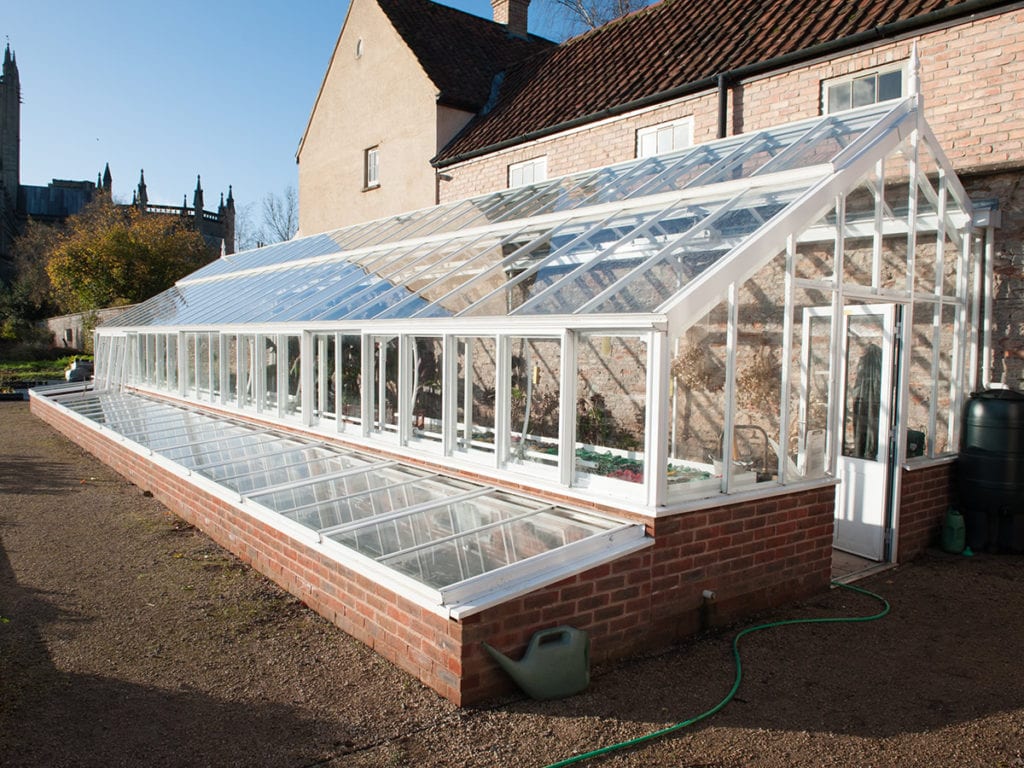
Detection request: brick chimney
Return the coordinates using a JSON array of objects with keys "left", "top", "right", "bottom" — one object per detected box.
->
[{"left": 491, "top": 0, "right": 531, "bottom": 37}]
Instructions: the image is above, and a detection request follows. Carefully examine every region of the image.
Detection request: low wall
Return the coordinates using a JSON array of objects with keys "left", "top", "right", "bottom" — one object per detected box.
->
[
  {"left": 897, "top": 461, "right": 956, "bottom": 559},
  {"left": 31, "top": 392, "right": 835, "bottom": 705}
]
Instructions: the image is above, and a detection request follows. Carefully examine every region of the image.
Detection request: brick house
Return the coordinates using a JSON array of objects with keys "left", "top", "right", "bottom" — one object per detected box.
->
[{"left": 29, "top": 0, "right": 1014, "bottom": 704}]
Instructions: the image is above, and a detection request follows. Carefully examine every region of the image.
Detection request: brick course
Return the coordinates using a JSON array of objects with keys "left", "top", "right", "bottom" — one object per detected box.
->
[{"left": 31, "top": 392, "right": 837, "bottom": 705}]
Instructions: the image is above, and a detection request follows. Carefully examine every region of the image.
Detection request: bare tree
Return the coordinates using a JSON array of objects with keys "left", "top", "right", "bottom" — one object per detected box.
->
[
  {"left": 539, "top": 0, "right": 651, "bottom": 38},
  {"left": 232, "top": 201, "right": 260, "bottom": 252},
  {"left": 260, "top": 186, "right": 298, "bottom": 244}
]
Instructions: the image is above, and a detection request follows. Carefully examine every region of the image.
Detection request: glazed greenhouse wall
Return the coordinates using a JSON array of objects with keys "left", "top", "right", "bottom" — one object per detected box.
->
[{"left": 32, "top": 96, "right": 983, "bottom": 702}]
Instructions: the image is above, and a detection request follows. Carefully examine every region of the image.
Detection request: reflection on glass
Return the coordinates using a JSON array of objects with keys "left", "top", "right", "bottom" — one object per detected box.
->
[{"left": 506, "top": 338, "right": 561, "bottom": 471}]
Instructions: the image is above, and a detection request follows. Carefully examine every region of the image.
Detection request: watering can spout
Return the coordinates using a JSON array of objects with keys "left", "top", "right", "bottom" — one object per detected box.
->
[
  {"left": 482, "top": 641, "right": 522, "bottom": 677},
  {"left": 482, "top": 626, "right": 590, "bottom": 701}
]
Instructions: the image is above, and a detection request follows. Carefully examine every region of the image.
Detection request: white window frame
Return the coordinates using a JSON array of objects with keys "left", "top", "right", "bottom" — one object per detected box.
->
[
  {"left": 822, "top": 62, "right": 907, "bottom": 114},
  {"left": 364, "top": 146, "right": 380, "bottom": 189},
  {"left": 635, "top": 117, "right": 693, "bottom": 158},
  {"left": 508, "top": 156, "right": 547, "bottom": 188}
]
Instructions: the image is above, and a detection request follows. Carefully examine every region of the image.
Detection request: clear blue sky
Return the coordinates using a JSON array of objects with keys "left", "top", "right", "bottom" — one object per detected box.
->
[{"left": 5, "top": 0, "right": 569, "bottom": 224}]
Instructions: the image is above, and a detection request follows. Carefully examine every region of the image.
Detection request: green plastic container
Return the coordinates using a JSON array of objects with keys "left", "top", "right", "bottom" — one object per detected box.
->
[
  {"left": 942, "top": 507, "right": 966, "bottom": 554},
  {"left": 483, "top": 626, "right": 590, "bottom": 700}
]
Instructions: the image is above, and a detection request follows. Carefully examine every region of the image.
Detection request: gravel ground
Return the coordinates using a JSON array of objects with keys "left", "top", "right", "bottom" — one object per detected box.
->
[{"left": 2, "top": 400, "right": 1023, "bottom": 768}]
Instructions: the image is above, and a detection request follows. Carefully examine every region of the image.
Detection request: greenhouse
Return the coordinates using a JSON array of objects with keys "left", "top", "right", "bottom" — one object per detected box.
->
[{"left": 33, "top": 95, "right": 983, "bottom": 703}]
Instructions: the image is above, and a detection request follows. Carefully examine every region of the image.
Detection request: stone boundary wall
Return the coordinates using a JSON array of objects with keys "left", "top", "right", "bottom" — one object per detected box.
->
[{"left": 31, "top": 392, "right": 835, "bottom": 705}]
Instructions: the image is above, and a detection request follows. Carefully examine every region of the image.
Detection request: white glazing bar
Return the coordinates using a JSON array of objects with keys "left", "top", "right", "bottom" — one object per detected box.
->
[
  {"left": 901, "top": 124, "right": 921, "bottom": 461},
  {"left": 559, "top": 329, "right": 576, "bottom": 488},
  {"left": 872, "top": 158, "right": 885, "bottom": 289},
  {"left": 442, "top": 334, "right": 457, "bottom": 456},
  {"left": 645, "top": 329, "right": 669, "bottom": 507},
  {"left": 983, "top": 227, "right": 994, "bottom": 388},
  {"left": 722, "top": 282, "right": 739, "bottom": 494},
  {"left": 496, "top": 335, "right": 511, "bottom": 469},
  {"left": 826, "top": 196, "right": 845, "bottom": 477},
  {"left": 778, "top": 233, "right": 796, "bottom": 485},
  {"left": 951, "top": 226, "right": 974, "bottom": 451},
  {"left": 301, "top": 331, "right": 315, "bottom": 427},
  {"left": 928, "top": 168, "right": 949, "bottom": 457}
]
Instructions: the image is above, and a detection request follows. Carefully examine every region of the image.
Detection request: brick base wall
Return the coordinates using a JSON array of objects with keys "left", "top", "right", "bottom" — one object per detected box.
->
[
  {"left": 31, "top": 393, "right": 835, "bottom": 705},
  {"left": 897, "top": 461, "right": 955, "bottom": 560}
]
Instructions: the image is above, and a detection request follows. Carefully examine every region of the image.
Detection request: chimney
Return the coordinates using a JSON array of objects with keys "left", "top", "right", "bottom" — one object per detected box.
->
[{"left": 491, "top": 0, "right": 530, "bottom": 37}]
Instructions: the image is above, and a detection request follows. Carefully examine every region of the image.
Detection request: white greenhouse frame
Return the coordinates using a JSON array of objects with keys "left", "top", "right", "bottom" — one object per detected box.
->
[{"left": 61, "top": 95, "right": 981, "bottom": 610}]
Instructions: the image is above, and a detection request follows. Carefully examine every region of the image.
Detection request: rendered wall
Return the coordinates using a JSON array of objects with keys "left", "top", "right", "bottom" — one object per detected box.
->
[
  {"left": 31, "top": 391, "right": 834, "bottom": 705},
  {"left": 297, "top": 0, "right": 460, "bottom": 235}
]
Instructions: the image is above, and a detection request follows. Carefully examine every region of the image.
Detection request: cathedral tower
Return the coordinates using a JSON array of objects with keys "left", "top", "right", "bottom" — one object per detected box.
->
[{"left": 1, "top": 43, "right": 21, "bottom": 206}]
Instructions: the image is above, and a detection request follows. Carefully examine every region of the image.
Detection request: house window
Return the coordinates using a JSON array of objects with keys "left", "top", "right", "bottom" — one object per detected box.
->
[
  {"left": 823, "top": 64, "right": 906, "bottom": 114},
  {"left": 508, "top": 157, "right": 547, "bottom": 188},
  {"left": 636, "top": 118, "right": 693, "bottom": 158},
  {"left": 364, "top": 146, "right": 380, "bottom": 189}
]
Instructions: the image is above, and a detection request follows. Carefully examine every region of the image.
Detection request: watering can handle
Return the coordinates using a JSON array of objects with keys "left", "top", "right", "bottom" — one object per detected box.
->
[{"left": 529, "top": 626, "right": 570, "bottom": 649}]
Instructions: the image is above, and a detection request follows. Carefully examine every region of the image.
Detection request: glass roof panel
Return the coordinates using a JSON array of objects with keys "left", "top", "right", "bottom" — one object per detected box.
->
[
  {"left": 102, "top": 101, "right": 906, "bottom": 328},
  {"left": 53, "top": 391, "right": 637, "bottom": 606}
]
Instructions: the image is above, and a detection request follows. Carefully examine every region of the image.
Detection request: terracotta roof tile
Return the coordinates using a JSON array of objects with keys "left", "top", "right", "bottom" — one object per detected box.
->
[
  {"left": 435, "top": 0, "right": 1008, "bottom": 164},
  {"left": 377, "top": 0, "right": 554, "bottom": 112}
]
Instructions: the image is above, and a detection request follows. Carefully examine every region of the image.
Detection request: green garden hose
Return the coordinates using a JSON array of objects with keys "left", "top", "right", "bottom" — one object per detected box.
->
[{"left": 544, "top": 581, "right": 891, "bottom": 768}]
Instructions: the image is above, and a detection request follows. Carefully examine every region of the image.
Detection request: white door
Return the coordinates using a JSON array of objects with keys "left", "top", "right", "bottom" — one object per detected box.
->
[{"left": 834, "top": 306, "right": 897, "bottom": 560}]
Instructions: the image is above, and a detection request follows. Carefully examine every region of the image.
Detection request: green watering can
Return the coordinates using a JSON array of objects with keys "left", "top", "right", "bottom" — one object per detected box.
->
[{"left": 482, "top": 625, "right": 590, "bottom": 700}]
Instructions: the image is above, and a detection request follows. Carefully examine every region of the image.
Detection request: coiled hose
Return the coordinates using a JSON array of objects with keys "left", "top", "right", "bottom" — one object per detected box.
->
[{"left": 545, "top": 581, "right": 890, "bottom": 768}]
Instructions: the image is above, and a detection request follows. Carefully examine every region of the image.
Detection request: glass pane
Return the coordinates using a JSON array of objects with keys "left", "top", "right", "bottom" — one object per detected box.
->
[
  {"left": 285, "top": 335, "right": 301, "bottom": 418},
  {"left": 456, "top": 336, "right": 497, "bottom": 458},
  {"left": 878, "top": 70, "right": 902, "bottom": 102},
  {"left": 574, "top": 335, "right": 647, "bottom": 489},
  {"left": 842, "top": 314, "right": 886, "bottom": 461},
  {"left": 828, "top": 82, "right": 851, "bottom": 113},
  {"left": 262, "top": 335, "right": 278, "bottom": 413},
  {"left": 506, "top": 338, "right": 561, "bottom": 471},
  {"left": 313, "top": 333, "right": 336, "bottom": 422},
  {"left": 410, "top": 337, "right": 444, "bottom": 447},
  {"left": 852, "top": 75, "right": 877, "bottom": 108},
  {"left": 371, "top": 336, "right": 399, "bottom": 437},
  {"left": 791, "top": 295, "right": 833, "bottom": 480},
  {"left": 668, "top": 303, "right": 728, "bottom": 500},
  {"left": 339, "top": 334, "right": 362, "bottom": 431}
]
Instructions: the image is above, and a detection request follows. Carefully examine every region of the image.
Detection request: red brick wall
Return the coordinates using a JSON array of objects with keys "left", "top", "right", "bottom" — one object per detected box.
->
[
  {"left": 31, "top": 393, "right": 834, "bottom": 705},
  {"left": 897, "top": 461, "right": 955, "bottom": 560}
]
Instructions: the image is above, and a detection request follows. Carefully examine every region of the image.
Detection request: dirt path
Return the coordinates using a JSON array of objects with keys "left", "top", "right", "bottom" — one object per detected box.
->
[{"left": 2, "top": 400, "right": 1022, "bottom": 767}]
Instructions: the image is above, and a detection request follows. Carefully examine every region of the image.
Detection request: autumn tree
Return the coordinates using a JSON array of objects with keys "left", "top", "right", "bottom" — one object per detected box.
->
[{"left": 45, "top": 197, "right": 217, "bottom": 313}]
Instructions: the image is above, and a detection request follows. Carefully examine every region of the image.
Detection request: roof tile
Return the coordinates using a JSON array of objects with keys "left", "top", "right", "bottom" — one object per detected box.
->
[
  {"left": 435, "top": 0, "right": 1002, "bottom": 163},
  {"left": 377, "top": 0, "right": 554, "bottom": 112}
]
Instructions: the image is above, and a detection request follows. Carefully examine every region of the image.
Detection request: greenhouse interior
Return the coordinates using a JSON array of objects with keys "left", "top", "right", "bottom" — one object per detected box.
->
[{"left": 33, "top": 95, "right": 986, "bottom": 702}]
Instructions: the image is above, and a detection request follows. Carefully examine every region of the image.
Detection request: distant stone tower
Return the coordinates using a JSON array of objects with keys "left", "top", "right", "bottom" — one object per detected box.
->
[
  {"left": 1, "top": 43, "right": 21, "bottom": 256},
  {"left": 0, "top": 43, "right": 19, "bottom": 204}
]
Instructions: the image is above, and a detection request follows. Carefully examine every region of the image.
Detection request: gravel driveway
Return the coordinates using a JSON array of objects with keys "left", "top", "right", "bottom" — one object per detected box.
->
[{"left": 2, "top": 400, "right": 1022, "bottom": 767}]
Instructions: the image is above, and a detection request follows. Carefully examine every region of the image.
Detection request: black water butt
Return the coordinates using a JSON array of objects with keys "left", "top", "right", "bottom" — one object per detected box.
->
[{"left": 958, "top": 389, "right": 1024, "bottom": 552}]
